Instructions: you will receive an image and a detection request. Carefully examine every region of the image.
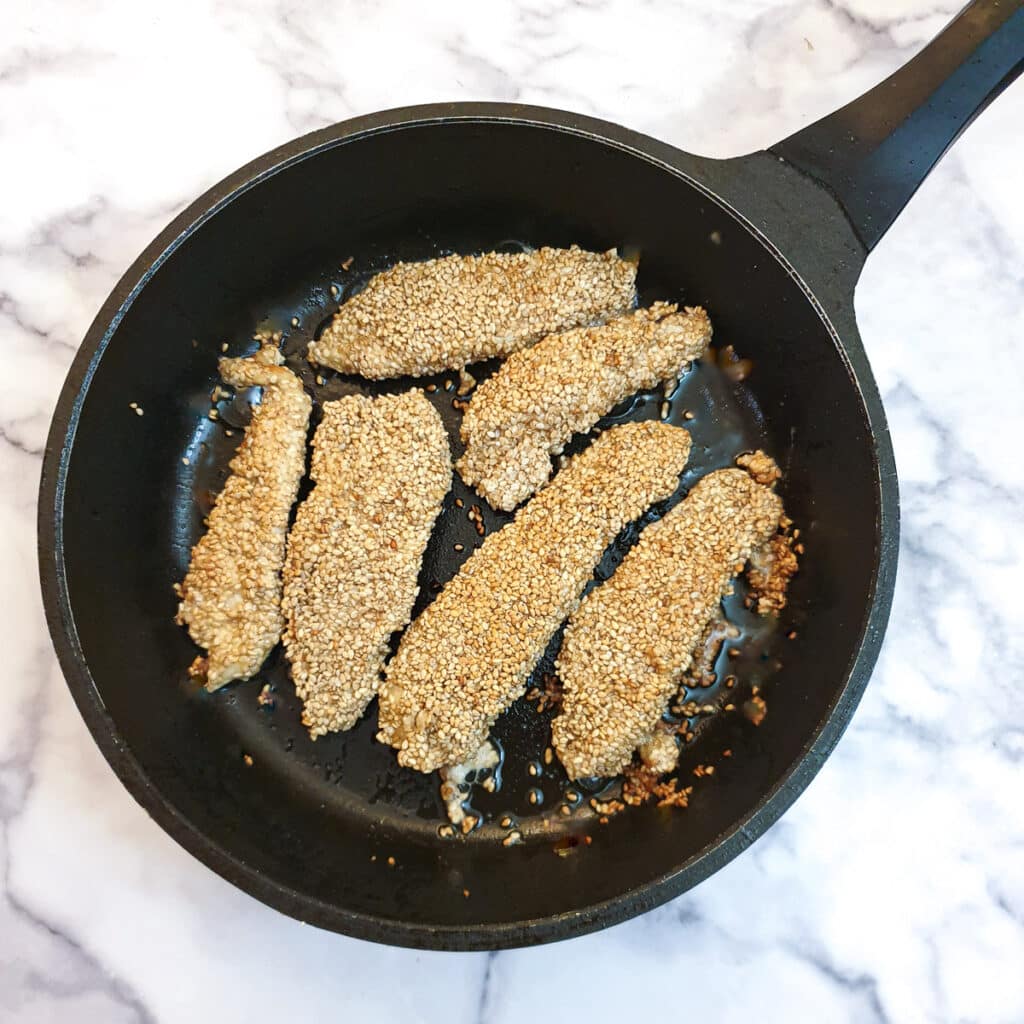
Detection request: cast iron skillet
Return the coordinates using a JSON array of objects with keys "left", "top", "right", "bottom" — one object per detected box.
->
[{"left": 39, "top": 1, "right": 1023, "bottom": 949}]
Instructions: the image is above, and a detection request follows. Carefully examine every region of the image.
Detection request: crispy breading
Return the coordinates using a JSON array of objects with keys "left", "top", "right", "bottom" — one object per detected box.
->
[
  {"left": 282, "top": 391, "right": 451, "bottom": 737},
  {"left": 553, "top": 461, "right": 784, "bottom": 779},
  {"left": 458, "top": 303, "right": 711, "bottom": 510},
  {"left": 308, "top": 246, "right": 636, "bottom": 379},
  {"left": 377, "top": 420, "right": 693, "bottom": 773},
  {"left": 177, "top": 348, "right": 311, "bottom": 690}
]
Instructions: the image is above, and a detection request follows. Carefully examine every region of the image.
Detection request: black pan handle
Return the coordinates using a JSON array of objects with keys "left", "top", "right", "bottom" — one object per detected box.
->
[{"left": 770, "top": 0, "right": 1024, "bottom": 253}]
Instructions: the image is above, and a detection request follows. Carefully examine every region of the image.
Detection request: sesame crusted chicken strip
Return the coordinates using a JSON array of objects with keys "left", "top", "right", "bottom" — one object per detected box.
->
[
  {"left": 377, "top": 420, "right": 693, "bottom": 773},
  {"left": 282, "top": 391, "right": 451, "bottom": 738},
  {"left": 177, "top": 347, "right": 312, "bottom": 691},
  {"left": 552, "top": 458, "right": 784, "bottom": 780},
  {"left": 458, "top": 303, "right": 711, "bottom": 510},
  {"left": 308, "top": 246, "right": 636, "bottom": 379}
]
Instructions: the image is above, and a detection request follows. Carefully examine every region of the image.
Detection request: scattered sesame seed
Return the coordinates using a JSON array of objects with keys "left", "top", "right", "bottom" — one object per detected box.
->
[
  {"left": 454, "top": 543, "right": 464, "bottom": 552},
  {"left": 221, "top": 342, "right": 229, "bottom": 352},
  {"left": 242, "top": 754, "right": 254, "bottom": 767},
  {"left": 502, "top": 830, "right": 523, "bottom": 847},
  {"left": 660, "top": 401, "right": 671, "bottom": 420},
  {"left": 291, "top": 317, "right": 300, "bottom": 328},
  {"left": 135, "top": 407, "right": 144, "bottom": 417},
  {"left": 181, "top": 457, "right": 190, "bottom": 466},
  {"left": 387, "top": 856, "right": 396, "bottom": 867}
]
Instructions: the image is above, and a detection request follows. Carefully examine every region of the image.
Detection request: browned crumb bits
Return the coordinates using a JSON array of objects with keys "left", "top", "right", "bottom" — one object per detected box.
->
[
  {"left": 242, "top": 754, "right": 254, "bottom": 767},
  {"left": 743, "top": 695, "right": 768, "bottom": 726},
  {"left": 747, "top": 533, "right": 800, "bottom": 615}
]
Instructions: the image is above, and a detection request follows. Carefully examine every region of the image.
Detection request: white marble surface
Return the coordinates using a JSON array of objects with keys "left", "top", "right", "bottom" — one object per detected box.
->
[{"left": 2, "top": 1, "right": 1023, "bottom": 1020}]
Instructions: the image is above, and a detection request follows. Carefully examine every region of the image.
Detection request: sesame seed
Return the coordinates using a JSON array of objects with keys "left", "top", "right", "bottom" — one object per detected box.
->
[
  {"left": 308, "top": 247, "right": 636, "bottom": 379},
  {"left": 456, "top": 304, "right": 708, "bottom": 511},
  {"left": 176, "top": 349, "right": 310, "bottom": 691},
  {"left": 376, "top": 422, "right": 691, "bottom": 772},
  {"left": 553, "top": 460, "right": 784, "bottom": 779},
  {"left": 281, "top": 392, "right": 450, "bottom": 738}
]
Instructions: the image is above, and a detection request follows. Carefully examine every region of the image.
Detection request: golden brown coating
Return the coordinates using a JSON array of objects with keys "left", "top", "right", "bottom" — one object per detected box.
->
[
  {"left": 457, "top": 303, "right": 711, "bottom": 511},
  {"left": 747, "top": 533, "right": 799, "bottom": 615},
  {"left": 553, "top": 464, "right": 784, "bottom": 779},
  {"left": 282, "top": 391, "right": 451, "bottom": 738},
  {"left": 308, "top": 246, "right": 636, "bottom": 379},
  {"left": 177, "top": 348, "right": 311, "bottom": 691},
  {"left": 377, "top": 420, "right": 693, "bottom": 772}
]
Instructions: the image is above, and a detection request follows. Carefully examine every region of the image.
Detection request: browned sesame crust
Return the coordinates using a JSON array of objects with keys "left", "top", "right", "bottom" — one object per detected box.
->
[
  {"left": 746, "top": 532, "right": 800, "bottom": 615},
  {"left": 282, "top": 391, "right": 451, "bottom": 738},
  {"left": 308, "top": 246, "right": 636, "bottom": 379},
  {"left": 736, "top": 449, "right": 782, "bottom": 486},
  {"left": 553, "top": 463, "right": 783, "bottom": 779},
  {"left": 377, "top": 420, "right": 693, "bottom": 772},
  {"left": 176, "top": 348, "right": 312, "bottom": 691},
  {"left": 457, "top": 303, "right": 711, "bottom": 510}
]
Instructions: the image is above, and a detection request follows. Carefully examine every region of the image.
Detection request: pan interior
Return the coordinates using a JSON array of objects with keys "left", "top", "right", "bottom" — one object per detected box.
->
[{"left": 58, "top": 120, "right": 879, "bottom": 936}]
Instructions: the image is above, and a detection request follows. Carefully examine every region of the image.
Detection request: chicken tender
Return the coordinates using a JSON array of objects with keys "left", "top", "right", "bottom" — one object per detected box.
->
[
  {"left": 282, "top": 391, "right": 451, "bottom": 738},
  {"left": 177, "top": 347, "right": 311, "bottom": 690},
  {"left": 308, "top": 246, "right": 636, "bottom": 379},
  {"left": 377, "top": 420, "right": 693, "bottom": 773},
  {"left": 553, "top": 460, "right": 784, "bottom": 779},
  {"left": 458, "top": 303, "right": 711, "bottom": 510}
]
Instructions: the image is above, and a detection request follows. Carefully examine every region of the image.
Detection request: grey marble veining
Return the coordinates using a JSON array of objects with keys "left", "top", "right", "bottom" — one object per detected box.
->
[{"left": 2, "top": 1, "right": 1023, "bottom": 1021}]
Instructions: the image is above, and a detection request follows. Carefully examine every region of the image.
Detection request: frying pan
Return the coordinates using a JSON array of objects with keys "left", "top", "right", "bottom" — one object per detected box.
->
[{"left": 39, "top": 0, "right": 1023, "bottom": 949}]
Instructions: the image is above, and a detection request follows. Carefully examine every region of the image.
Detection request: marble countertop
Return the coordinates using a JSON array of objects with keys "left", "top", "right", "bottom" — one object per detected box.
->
[{"left": 3, "top": 1, "right": 1023, "bottom": 1021}]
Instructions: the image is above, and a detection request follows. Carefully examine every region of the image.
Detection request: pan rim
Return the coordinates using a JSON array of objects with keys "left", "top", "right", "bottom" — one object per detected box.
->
[{"left": 37, "top": 101, "right": 898, "bottom": 951}]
